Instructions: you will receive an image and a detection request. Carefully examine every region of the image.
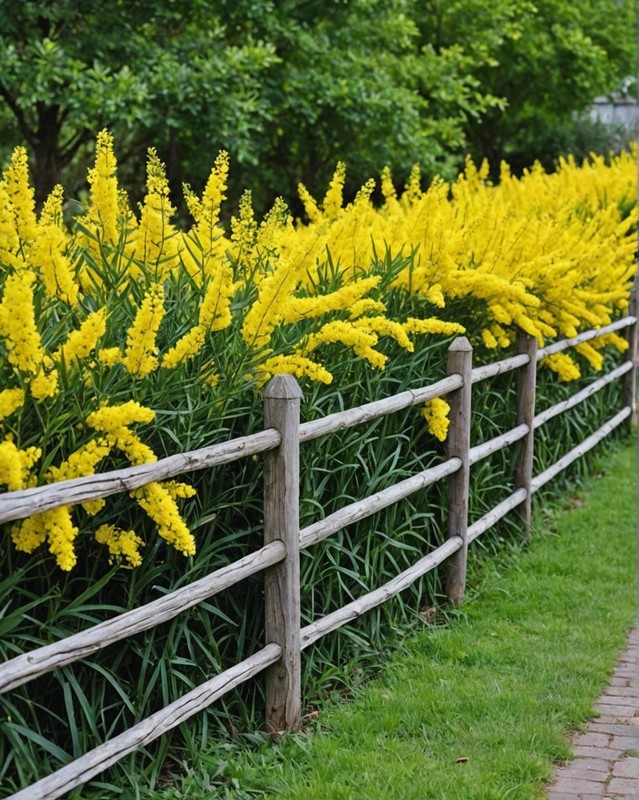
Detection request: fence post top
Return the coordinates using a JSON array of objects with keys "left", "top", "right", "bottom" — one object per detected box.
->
[
  {"left": 263, "top": 374, "right": 304, "bottom": 401},
  {"left": 448, "top": 336, "right": 472, "bottom": 353}
]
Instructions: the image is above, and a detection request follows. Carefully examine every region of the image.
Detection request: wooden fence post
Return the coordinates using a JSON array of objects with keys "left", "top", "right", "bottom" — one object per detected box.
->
[
  {"left": 516, "top": 331, "right": 538, "bottom": 539},
  {"left": 623, "top": 286, "right": 638, "bottom": 431},
  {"left": 263, "top": 374, "right": 303, "bottom": 733},
  {"left": 446, "top": 337, "right": 472, "bottom": 607}
]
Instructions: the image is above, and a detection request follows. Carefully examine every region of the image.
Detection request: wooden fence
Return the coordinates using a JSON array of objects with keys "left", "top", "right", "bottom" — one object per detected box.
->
[{"left": 0, "top": 314, "right": 637, "bottom": 800}]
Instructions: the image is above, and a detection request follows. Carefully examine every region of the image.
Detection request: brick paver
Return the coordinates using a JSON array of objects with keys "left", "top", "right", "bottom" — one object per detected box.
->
[{"left": 547, "top": 625, "right": 639, "bottom": 799}]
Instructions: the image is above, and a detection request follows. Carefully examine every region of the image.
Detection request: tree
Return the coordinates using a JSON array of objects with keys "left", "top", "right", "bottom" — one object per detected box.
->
[
  {"left": 415, "top": 0, "right": 636, "bottom": 169},
  {"left": 0, "top": 0, "right": 634, "bottom": 210},
  {"left": 0, "top": 0, "right": 278, "bottom": 204}
]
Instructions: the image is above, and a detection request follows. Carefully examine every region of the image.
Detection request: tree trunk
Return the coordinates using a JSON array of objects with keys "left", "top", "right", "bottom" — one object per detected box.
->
[{"left": 33, "top": 103, "right": 64, "bottom": 207}]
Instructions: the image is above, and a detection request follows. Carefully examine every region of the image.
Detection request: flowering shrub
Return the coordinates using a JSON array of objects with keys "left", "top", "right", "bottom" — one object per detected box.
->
[{"left": 0, "top": 132, "right": 635, "bottom": 571}]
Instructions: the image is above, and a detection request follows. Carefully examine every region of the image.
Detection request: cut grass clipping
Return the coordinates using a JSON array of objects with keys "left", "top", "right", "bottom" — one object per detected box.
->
[{"left": 164, "top": 440, "right": 636, "bottom": 800}]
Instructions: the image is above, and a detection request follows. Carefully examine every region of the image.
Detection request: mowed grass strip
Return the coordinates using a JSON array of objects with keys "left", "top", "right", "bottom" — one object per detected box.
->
[{"left": 240, "top": 442, "right": 636, "bottom": 800}]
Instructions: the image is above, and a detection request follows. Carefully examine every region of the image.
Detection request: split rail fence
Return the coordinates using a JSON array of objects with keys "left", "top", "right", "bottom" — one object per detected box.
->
[{"left": 0, "top": 314, "right": 637, "bottom": 800}]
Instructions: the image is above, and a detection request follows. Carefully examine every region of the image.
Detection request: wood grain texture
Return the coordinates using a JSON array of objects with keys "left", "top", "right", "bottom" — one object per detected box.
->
[
  {"left": 445, "top": 337, "right": 472, "bottom": 606},
  {"left": 534, "top": 361, "right": 631, "bottom": 428},
  {"left": 0, "top": 540, "right": 286, "bottom": 695},
  {"left": 515, "top": 332, "right": 538, "bottom": 536},
  {"left": 623, "top": 290, "right": 638, "bottom": 431},
  {"left": 299, "top": 458, "right": 462, "bottom": 551},
  {"left": 300, "top": 537, "right": 462, "bottom": 650},
  {"left": 469, "top": 424, "right": 529, "bottom": 467},
  {"left": 531, "top": 407, "right": 631, "bottom": 493},
  {"left": 471, "top": 353, "right": 529, "bottom": 384},
  {"left": 263, "top": 375, "right": 303, "bottom": 733},
  {"left": 6, "top": 643, "right": 281, "bottom": 800},
  {"left": 537, "top": 316, "right": 636, "bottom": 360},
  {"left": 0, "top": 429, "right": 281, "bottom": 524},
  {"left": 467, "top": 488, "right": 528, "bottom": 544},
  {"left": 298, "top": 375, "right": 463, "bottom": 443}
]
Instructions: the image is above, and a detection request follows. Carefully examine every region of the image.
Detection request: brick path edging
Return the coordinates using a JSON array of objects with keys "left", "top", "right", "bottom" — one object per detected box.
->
[{"left": 547, "top": 625, "right": 639, "bottom": 799}]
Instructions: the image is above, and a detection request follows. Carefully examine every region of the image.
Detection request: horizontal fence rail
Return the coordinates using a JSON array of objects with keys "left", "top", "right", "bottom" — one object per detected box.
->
[
  {"left": 537, "top": 316, "right": 635, "bottom": 360},
  {"left": 0, "top": 540, "right": 287, "bottom": 695},
  {"left": 1, "top": 311, "right": 636, "bottom": 800},
  {"left": 0, "top": 429, "right": 282, "bottom": 525}
]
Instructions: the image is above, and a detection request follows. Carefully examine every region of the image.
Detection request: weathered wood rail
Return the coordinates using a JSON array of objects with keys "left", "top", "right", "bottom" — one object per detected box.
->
[{"left": 1, "top": 313, "right": 637, "bottom": 800}]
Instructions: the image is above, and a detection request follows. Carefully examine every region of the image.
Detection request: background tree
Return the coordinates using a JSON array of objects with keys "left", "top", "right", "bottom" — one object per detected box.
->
[{"left": 0, "top": 0, "right": 634, "bottom": 212}]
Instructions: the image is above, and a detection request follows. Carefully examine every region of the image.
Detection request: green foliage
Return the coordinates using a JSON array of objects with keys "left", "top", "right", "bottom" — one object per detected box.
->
[
  {"left": 163, "top": 442, "right": 636, "bottom": 800},
  {"left": 0, "top": 0, "right": 633, "bottom": 210}
]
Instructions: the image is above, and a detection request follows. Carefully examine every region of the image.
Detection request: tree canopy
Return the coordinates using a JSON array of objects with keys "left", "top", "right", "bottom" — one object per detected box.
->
[{"left": 0, "top": 0, "right": 634, "bottom": 210}]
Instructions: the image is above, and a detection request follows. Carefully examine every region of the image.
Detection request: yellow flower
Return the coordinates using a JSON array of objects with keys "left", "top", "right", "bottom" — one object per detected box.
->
[
  {"left": 301, "top": 320, "right": 388, "bottom": 369},
  {"left": 0, "top": 181, "right": 24, "bottom": 270},
  {"left": 12, "top": 506, "right": 78, "bottom": 571},
  {"left": 108, "top": 427, "right": 157, "bottom": 466},
  {"left": 95, "top": 524, "right": 144, "bottom": 568},
  {"left": 30, "top": 368, "right": 59, "bottom": 401},
  {"left": 85, "top": 129, "right": 120, "bottom": 245},
  {"left": 0, "top": 439, "right": 41, "bottom": 490},
  {"left": 542, "top": 353, "right": 581, "bottom": 381},
  {"left": 98, "top": 346, "right": 123, "bottom": 367},
  {"left": 2, "top": 146, "right": 38, "bottom": 247},
  {"left": 133, "top": 149, "right": 178, "bottom": 278},
  {"left": 48, "top": 437, "right": 112, "bottom": 483},
  {"left": 421, "top": 397, "right": 450, "bottom": 442},
  {"left": 86, "top": 401, "right": 155, "bottom": 433},
  {"left": 0, "top": 270, "right": 46, "bottom": 376},
  {"left": 322, "top": 162, "right": 346, "bottom": 219},
  {"left": 54, "top": 309, "right": 107, "bottom": 365},
  {"left": 122, "top": 283, "right": 165, "bottom": 377},
  {"left": 0, "top": 387, "right": 25, "bottom": 421},
  {"left": 131, "top": 482, "right": 196, "bottom": 557},
  {"left": 256, "top": 354, "right": 333, "bottom": 385}
]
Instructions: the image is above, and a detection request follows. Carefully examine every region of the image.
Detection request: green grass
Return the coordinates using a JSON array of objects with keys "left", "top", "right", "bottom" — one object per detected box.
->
[{"left": 149, "top": 439, "right": 637, "bottom": 800}]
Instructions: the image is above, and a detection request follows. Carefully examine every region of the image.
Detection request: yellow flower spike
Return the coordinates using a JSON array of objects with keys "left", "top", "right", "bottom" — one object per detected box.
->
[
  {"left": 54, "top": 309, "right": 107, "bottom": 366},
  {"left": 162, "top": 481, "right": 197, "bottom": 500},
  {"left": 2, "top": 146, "right": 38, "bottom": 247},
  {"left": 76, "top": 130, "right": 121, "bottom": 280},
  {"left": 402, "top": 164, "right": 423, "bottom": 208},
  {"left": 353, "top": 316, "right": 414, "bottom": 352},
  {"left": 0, "top": 270, "right": 47, "bottom": 376},
  {"left": 47, "top": 437, "right": 112, "bottom": 484},
  {"left": 403, "top": 318, "right": 466, "bottom": 337},
  {"left": 421, "top": 397, "right": 450, "bottom": 442},
  {"left": 241, "top": 229, "right": 329, "bottom": 349},
  {"left": 95, "top": 524, "right": 144, "bottom": 568},
  {"left": 322, "top": 162, "right": 346, "bottom": 219},
  {"left": 11, "top": 515, "right": 47, "bottom": 554},
  {"left": 86, "top": 401, "right": 155, "bottom": 433},
  {"left": 11, "top": 506, "right": 78, "bottom": 571},
  {"left": 122, "top": 283, "right": 166, "bottom": 377},
  {"left": 199, "top": 150, "right": 230, "bottom": 231},
  {"left": 297, "top": 182, "right": 322, "bottom": 224},
  {"left": 163, "top": 259, "right": 234, "bottom": 369},
  {"left": 30, "top": 368, "right": 59, "bottom": 401},
  {"left": 108, "top": 427, "right": 157, "bottom": 466},
  {"left": 30, "top": 221, "right": 79, "bottom": 307},
  {"left": 98, "top": 346, "right": 123, "bottom": 367},
  {"left": 575, "top": 342, "right": 604, "bottom": 372},
  {"left": 133, "top": 149, "right": 179, "bottom": 278},
  {"left": 0, "top": 387, "right": 25, "bottom": 421},
  {"left": 131, "top": 482, "right": 196, "bottom": 557},
  {"left": 256, "top": 354, "right": 333, "bottom": 386},
  {"left": 0, "top": 181, "right": 23, "bottom": 269},
  {"left": 280, "top": 276, "right": 382, "bottom": 326},
  {"left": 0, "top": 439, "right": 41, "bottom": 490},
  {"left": 542, "top": 353, "right": 581, "bottom": 381},
  {"left": 230, "top": 190, "right": 258, "bottom": 267},
  {"left": 300, "top": 319, "right": 387, "bottom": 369}
]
